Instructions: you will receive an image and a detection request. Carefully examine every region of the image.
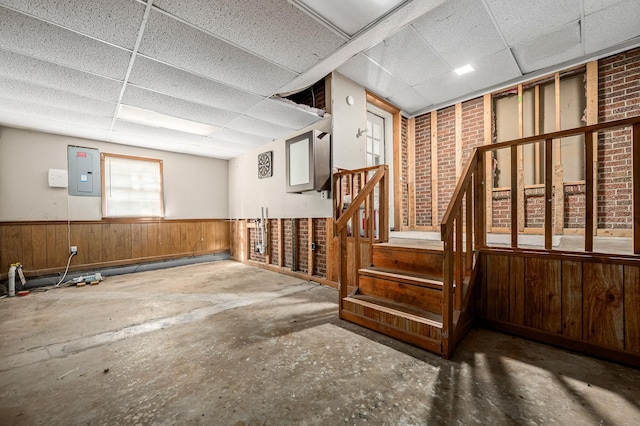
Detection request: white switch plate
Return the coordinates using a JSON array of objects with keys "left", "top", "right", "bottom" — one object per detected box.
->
[{"left": 48, "top": 169, "right": 68, "bottom": 188}]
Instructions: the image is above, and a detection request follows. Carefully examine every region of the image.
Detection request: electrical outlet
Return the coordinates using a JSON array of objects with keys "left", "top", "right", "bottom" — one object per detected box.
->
[
  {"left": 70, "top": 246, "right": 78, "bottom": 255},
  {"left": 320, "top": 190, "right": 328, "bottom": 200}
]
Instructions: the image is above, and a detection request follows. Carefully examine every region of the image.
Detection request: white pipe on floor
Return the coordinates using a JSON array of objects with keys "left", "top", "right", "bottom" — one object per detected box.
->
[{"left": 8, "top": 265, "right": 16, "bottom": 297}]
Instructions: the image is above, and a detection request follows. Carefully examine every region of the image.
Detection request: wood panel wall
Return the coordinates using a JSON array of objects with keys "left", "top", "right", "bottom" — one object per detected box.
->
[
  {"left": 478, "top": 250, "right": 640, "bottom": 366},
  {"left": 0, "top": 219, "right": 230, "bottom": 279}
]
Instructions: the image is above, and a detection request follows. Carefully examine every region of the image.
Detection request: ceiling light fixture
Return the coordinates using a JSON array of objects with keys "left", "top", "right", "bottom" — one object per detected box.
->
[
  {"left": 116, "top": 105, "right": 217, "bottom": 136},
  {"left": 454, "top": 64, "right": 475, "bottom": 76}
]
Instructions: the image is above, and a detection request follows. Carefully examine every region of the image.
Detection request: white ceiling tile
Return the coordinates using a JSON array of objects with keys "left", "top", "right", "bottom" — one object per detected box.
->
[
  {"left": 412, "top": 0, "right": 505, "bottom": 66},
  {"left": 0, "top": 111, "right": 111, "bottom": 141},
  {"left": 387, "top": 87, "right": 433, "bottom": 114},
  {"left": 0, "top": 6, "right": 131, "bottom": 80},
  {"left": 246, "top": 99, "right": 323, "bottom": 130},
  {"left": 584, "top": 0, "right": 627, "bottom": 15},
  {"left": 0, "top": 76, "right": 116, "bottom": 117},
  {"left": 128, "top": 57, "right": 264, "bottom": 114},
  {"left": 337, "top": 54, "right": 410, "bottom": 98},
  {"left": 225, "top": 115, "right": 295, "bottom": 140},
  {"left": 139, "top": 10, "right": 297, "bottom": 97},
  {"left": 413, "top": 72, "right": 474, "bottom": 105},
  {"left": 365, "top": 26, "right": 450, "bottom": 86},
  {"left": 485, "top": 0, "right": 581, "bottom": 46},
  {"left": 154, "top": 0, "right": 346, "bottom": 73},
  {"left": 584, "top": 0, "right": 640, "bottom": 53},
  {"left": 463, "top": 49, "right": 523, "bottom": 91},
  {"left": 0, "top": 98, "right": 113, "bottom": 129},
  {"left": 0, "top": 49, "right": 123, "bottom": 102},
  {"left": 122, "top": 86, "right": 240, "bottom": 127},
  {"left": 512, "top": 22, "right": 583, "bottom": 73},
  {"left": 0, "top": 0, "right": 145, "bottom": 49},
  {"left": 206, "top": 137, "right": 264, "bottom": 154},
  {"left": 211, "top": 128, "right": 275, "bottom": 147}
]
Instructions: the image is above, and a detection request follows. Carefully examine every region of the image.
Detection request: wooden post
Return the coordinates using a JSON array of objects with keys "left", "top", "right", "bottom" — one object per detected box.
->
[
  {"left": 586, "top": 61, "right": 599, "bottom": 236},
  {"left": 483, "top": 94, "right": 493, "bottom": 233},
  {"left": 511, "top": 145, "right": 518, "bottom": 248},
  {"left": 308, "top": 218, "right": 314, "bottom": 276},
  {"left": 534, "top": 85, "right": 541, "bottom": 183},
  {"left": 517, "top": 84, "right": 525, "bottom": 232},
  {"left": 278, "top": 219, "right": 283, "bottom": 267},
  {"left": 455, "top": 103, "right": 462, "bottom": 179},
  {"left": 545, "top": 139, "right": 553, "bottom": 250},
  {"left": 339, "top": 230, "right": 348, "bottom": 318},
  {"left": 431, "top": 111, "right": 439, "bottom": 228},
  {"left": 554, "top": 73, "right": 564, "bottom": 235},
  {"left": 393, "top": 111, "right": 402, "bottom": 231},
  {"left": 407, "top": 117, "right": 416, "bottom": 230},
  {"left": 265, "top": 217, "right": 271, "bottom": 265},
  {"left": 585, "top": 132, "right": 594, "bottom": 252},
  {"left": 442, "top": 238, "right": 454, "bottom": 358},
  {"left": 634, "top": 124, "right": 640, "bottom": 254},
  {"left": 475, "top": 151, "right": 486, "bottom": 247}
]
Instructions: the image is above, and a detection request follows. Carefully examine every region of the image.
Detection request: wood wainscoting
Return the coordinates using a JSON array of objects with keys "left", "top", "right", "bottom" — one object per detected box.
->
[
  {"left": 0, "top": 219, "right": 230, "bottom": 280},
  {"left": 477, "top": 249, "right": 640, "bottom": 367}
]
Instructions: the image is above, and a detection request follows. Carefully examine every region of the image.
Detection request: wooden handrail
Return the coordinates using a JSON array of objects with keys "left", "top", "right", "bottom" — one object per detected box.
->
[
  {"left": 441, "top": 149, "right": 478, "bottom": 240},
  {"left": 333, "top": 165, "right": 383, "bottom": 177},
  {"left": 335, "top": 165, "right": 387, "bottom": 233}
]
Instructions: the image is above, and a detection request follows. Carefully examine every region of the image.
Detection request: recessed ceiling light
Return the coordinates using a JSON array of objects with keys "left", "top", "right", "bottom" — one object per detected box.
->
[
  {"left": 117, "top": 105, "right": 217, "bottom": 136},
  {"left": 454, "top": 64, "right": 475, "bottom": 76}
]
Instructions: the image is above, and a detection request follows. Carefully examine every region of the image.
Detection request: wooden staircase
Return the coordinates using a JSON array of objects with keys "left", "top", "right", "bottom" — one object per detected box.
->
[{"left": 341, "top": 244, "right": 446, "bottom": 354}]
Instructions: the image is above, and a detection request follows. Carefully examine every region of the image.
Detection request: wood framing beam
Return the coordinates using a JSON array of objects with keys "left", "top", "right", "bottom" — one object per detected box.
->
[
  {"left": 484, "top": 94, "right": 493, "bottom": 233},
  {"left": 308, "top": 218, "right": 314, "bottom": 276},
  {"left": 277, "top": 219, "right": 283, "bottom": 267},
  {"left": 586, "top": 61, "right": 599, "bottom": 237},
  {"left": 407, "top": 117, "right": 416, "bottom": 229},
  {"left": 455, "top": 103, "right": 462, "bottom": 179},
  {"left": 265, "top": 218, "right": 271, "bottom": 265},
  {"left": 431, "top": 111, "right": 439, "bottom": 228},
  {"left": 517, "top": 84, "right": 525, "bottom": 232},
  {"left": 554, "top": 72, "right": 564, "bottom": 235}
]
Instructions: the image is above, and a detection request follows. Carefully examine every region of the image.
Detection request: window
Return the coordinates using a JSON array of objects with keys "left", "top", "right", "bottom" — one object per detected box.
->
[{"left": 101, "top": 153, "right": 164, "bottom": 218}]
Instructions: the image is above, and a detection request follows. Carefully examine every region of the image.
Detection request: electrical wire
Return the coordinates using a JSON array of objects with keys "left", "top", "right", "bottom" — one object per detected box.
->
[{"left": 54, "top": 252, "right": 76, "bottom": 287}]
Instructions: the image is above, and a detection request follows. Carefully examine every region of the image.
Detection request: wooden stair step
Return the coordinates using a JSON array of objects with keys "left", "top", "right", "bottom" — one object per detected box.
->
[
  {"left": 372, "top": 244, "right": 443, "bottom": 277},
  {"left": 344, "top": 294, "right": 443, "bottom": 328},
  {"left": 359, "top": 267, "right": 443, "bottom": 289}
]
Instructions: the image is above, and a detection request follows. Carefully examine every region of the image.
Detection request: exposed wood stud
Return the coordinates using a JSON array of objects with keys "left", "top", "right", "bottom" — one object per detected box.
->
[
  {"left": 585, "top": 131, "right": 594, "bottom": 252},
  {"left": 455, "top": 103, "right": 462, "bottom": 179},
  {"left": 511, "top": 145, "right": 518, "bottom": 248},
  {"left": 483, "top": 94, "right": 493, "bottom": 233},
  {"left": 407, "top": 117, "right": 416, "bottom": 230},
  {"left": 517, "top": 84, "right": 525, "bottom": 233},
  {"left": 545, "top": 139, "right": 553, "bottom": 250},
  {"left": 586, "top": 60, "right": 599, "bottom": 236},
  {"left": 554, "top": 72, "right": 564, "bottom": 235},
  {"left": 431, "top": 111, "right": 439, "bottom": 228},
  {"left": 278, "top": 219, "right": 283, "bottom": 267},
  {"left": 308, "top": 218, "right": 314, "bottom": 276}
]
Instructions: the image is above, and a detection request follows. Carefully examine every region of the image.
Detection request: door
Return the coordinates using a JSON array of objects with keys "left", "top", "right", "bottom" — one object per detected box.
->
[{"left": 366, "top": 108, "right": 394, "bottom": 230}]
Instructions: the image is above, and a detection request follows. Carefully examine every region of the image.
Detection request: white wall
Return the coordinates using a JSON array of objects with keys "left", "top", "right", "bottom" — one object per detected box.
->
[
  {"left": 228, "top": 118, "right": 333, "bottom": 219},
  {"left": 0, "top": 127, "right": 229, "bottom": 221},
  {"left": 331, "top": 72, "right": 368, "bottom": 170}
]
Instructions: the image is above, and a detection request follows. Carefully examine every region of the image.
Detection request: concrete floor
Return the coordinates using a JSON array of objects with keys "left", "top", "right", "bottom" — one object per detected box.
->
[{"left": 1, "top": 260, "right": 639, "bottom": 425}]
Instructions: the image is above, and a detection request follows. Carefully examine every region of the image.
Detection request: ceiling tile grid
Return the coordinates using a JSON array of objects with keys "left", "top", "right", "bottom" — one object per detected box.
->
[
  {"left": 0, "top": 6, "right": 131, "bottom": 81},
  {"left": 512, "top": 22, "right": 584, "bottom": 73},
  {"left": 0, "top": 49, "right": 123, "bottom": 103},
  {"left": 153, "top": 0, "right": 347, "bottom": 73},
  {"left": 122, "top": 86, "right": 240, "bottom": 128},
  {"left": 583, "top": 0, "right": 640, "bottom": 53},
  {"left": 0, "top": 0, "right": 145, "bottom": 49},
  {"left": 139, "top": 9, "right": 298, "bottom": 97}
]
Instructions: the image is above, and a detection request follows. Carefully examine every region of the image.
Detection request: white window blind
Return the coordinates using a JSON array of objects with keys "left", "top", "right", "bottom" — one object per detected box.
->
[{"left": 103, "top": 154, "right": 163, "bottom": 217}]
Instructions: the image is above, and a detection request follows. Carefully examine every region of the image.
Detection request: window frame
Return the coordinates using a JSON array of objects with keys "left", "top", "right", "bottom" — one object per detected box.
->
[{"left": 100, "top": 152, "right": 165, "bottom": 219}]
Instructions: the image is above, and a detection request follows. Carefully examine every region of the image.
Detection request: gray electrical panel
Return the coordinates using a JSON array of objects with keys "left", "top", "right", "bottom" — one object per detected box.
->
[{"left": 67, "top": 145, "right": 101, "bottom": 197}]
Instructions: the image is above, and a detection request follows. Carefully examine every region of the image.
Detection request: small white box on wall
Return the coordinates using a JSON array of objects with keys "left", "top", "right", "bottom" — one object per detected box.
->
[{"left": 48, "top": 169, "right": 68, "bottom": 188}]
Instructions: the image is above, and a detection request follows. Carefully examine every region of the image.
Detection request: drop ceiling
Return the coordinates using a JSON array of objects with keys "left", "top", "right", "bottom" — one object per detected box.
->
[{"left": 0, "top": 0, "right": 638, "bottom": 159}]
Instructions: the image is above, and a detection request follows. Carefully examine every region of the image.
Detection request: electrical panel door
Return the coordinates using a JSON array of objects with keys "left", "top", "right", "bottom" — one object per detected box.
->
[{"left": 67, "top": 145, "right": 101, "bottom": 197}]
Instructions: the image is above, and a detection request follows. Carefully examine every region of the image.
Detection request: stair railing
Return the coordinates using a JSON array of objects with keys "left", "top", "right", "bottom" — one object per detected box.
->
[
  {"left": 440, "top": 116, "right": 640, "bottom": 358},
  {"left": 440, "top": 148, "right": 484, "bottom": 358},
  {"left": 334, "top": 165, "right": 389, "bottom": 318}
]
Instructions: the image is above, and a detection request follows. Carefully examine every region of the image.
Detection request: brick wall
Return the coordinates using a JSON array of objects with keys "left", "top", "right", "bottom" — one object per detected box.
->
[
  {"left": 437, "top": 107, "right": 457, "bottom": 223},
  {"left": 492, "top": 190, "right": 511, "bottom": 228},
  {"left": 283, "top": 219, "right": 293, "bottom": 269},
  {"left": 297, "top": 219, "right": 309, "bottom": 273},
  {"left": 524, "top": 187, "right": 545, "bottom": 228},
  {"left": 248, "top": 225, "right": 265, "bottom": 262},
  {"left": 461, "top": 97, "right": 485, "bottom": 162},
  {"left": 564, "top": 184, "right": 586, "bottom": 228},
  {"left": 414, "top": 114, "right": 432, "bottom": 227},
  {"left": 269, "top": 219, "right": 279, "bottom": 265},
  {"left": 312, "top": 219, "right": 327, "bottom": 277},
  {"left": 597, "top": 47, "right": 640, "bottom": 229}
]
